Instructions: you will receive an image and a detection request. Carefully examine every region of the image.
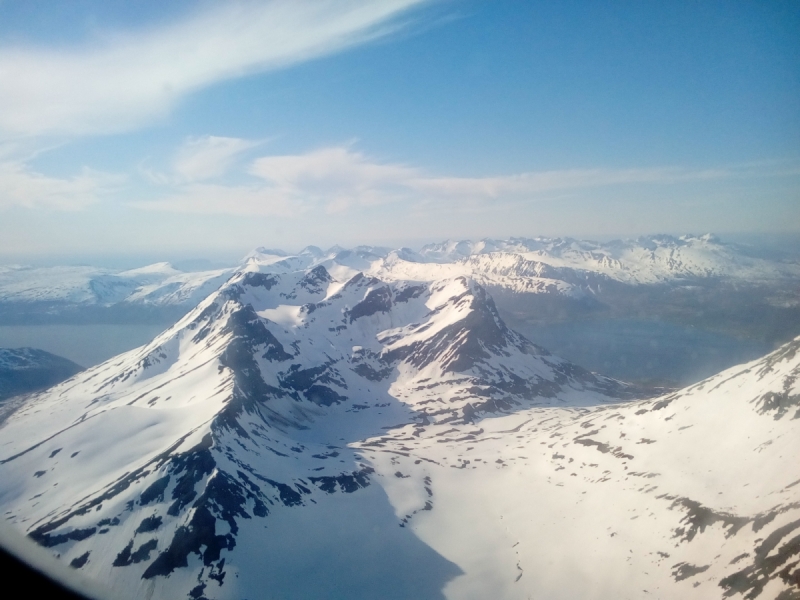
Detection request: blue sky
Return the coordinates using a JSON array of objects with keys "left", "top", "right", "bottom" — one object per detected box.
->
[{"left": 0, "top": 0, "right": 798, "bottom": 263}]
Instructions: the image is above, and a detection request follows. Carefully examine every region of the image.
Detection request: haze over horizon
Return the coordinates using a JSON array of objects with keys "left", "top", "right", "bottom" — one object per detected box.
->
[{"left": 0, "top": 0, "right": 798, "bottom": 259}]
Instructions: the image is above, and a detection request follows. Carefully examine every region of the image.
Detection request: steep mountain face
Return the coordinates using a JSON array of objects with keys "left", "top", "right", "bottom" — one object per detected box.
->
[
  {"left": 0, "top": 265, "right": 629, "bottom": 600},
  {"left": 0, "top": 348, "right": 83, "bottom": 401}
]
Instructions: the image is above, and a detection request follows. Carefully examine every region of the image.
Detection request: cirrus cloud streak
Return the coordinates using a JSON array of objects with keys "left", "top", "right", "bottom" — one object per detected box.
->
[{"left": 0, "top": 0, "right": 426, "bottom": 137}]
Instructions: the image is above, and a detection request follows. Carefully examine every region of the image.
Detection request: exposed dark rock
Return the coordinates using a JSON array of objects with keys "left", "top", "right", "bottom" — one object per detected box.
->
[
  {"left": 719, "top": 518, "right": 800, "bottom": 599},
  {"left": 131, "top": 539, "right": 158, "bottom": 563},
  {"left": 394, "top": 285, "right": 426, "bottom": 304},
  {"left": 223, "top": 305, "right": 292, "bottom": 363},
  {"left": 113, "top": 538, "right": 158, "bottom": 566},
  {"left": 304, "top": 385, "right": 347, "bottom": 406},
  {"left": 573, "top": 438, "right": 634, "bottom": 460},
  {"left": 309, "top": 467, "right": 374, "bottom": 494},
  {"left": 27, "top": 431, "right": 207, "bottom": 548},
  {"left": 31, "top": 527, "right": 96, "bottom": 548},
  {"left": 283, "top": 265, "right": 332, "bottom": 299},
  {"left": 142, "top": 463, "right": 273, "bottom": 579},
  {"left": 757, "top": 339, "right": 800, "bottom": 378},
  {"left": 240, "top": 272, "right": 278, "bottom": 291},
  {"left": 261, "top": 478, "right": 304, "bottom": 507},
  {"left": 279, "top": 362, "right": 348, "bottom": 406},
  {"left": 383, "top": 282, "right": 513, "bottom": 374},
  {"left": 753, "top": 373, "right": 800, "bottom": 420},
  {"left": 143, "top": 506, "right": 234, "bottom": 579},
  {"left": 140, "top": 476, "right": 170, "bottom": 505},
  {"left": 352, "top": 363, "right": 394, "bottom": 381},
  {"left": 348, "top": 286, "right": 392, "bottom": 322},
  {"left": 670, "top": 498, "right": 749, "bottom": 543},
  {"left": 70, "top": 552, "right": 90, "bottom": 569},
  {"left": 221, "top": 273, "right": 278, "bottom": 303},
  {"left": 135, "top": 515, "right": 163, "bottom": 535},
  {"left": 167, "top": 436, "right": 216, "bottom": 517},
  {"left": 671, "top": 562, "right": 710, "bottom": 581},
  {"left": 188, "top": 302, "right": 220, "bottom": 343}
]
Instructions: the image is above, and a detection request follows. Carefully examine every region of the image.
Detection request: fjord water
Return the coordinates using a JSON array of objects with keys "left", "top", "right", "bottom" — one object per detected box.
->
[
  {"left": 0, "top": 318, "right": 773, "bottom": 386},
  {"left": 519, "top": 318, "right": 772, "bottom": 387},
  {"left": 0, "top": 324, "right": 171, "bottom": 368}
]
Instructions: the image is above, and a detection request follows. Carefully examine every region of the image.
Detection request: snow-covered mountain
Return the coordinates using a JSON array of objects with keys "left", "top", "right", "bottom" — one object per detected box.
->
[
  {"left": 0, "top": 260, "right": 797, "bottom": 599},
  {"left": 0, "top": 262, "right": 232, "bottom": 309},
  {"left": 0, "top": 263, "right": 630, "bottom": 599},
  {"left": 0, "top": 348, "right": 83, "bottom": 401}
]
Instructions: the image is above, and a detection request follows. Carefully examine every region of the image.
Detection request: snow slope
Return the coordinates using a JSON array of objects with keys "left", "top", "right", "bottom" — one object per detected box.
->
[{"left": 362, "top": 338, "right": 800, "bottom": 599}]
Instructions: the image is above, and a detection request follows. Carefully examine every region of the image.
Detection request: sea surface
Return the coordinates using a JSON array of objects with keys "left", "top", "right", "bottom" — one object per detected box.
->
[
  {"left": 515, "top": 319, "right": 773, "bottom": 387},
  {"left": 0, "top": 319, "right": 776, "bottom": 387},
  {"left": 0, "top": 324, "right": 171, "bottom": 368}
]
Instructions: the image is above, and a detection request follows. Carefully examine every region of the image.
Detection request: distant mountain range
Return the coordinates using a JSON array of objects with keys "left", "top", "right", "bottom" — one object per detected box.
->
[
  {"left": 2, "top": 234, "right": 797, "bottom": 311},
  {"left": 0, "top": 253, "right": 797, "bottom": 599}
]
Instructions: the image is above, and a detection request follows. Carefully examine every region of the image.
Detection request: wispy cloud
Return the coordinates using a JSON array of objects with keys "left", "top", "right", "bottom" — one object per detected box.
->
[
  {"left": 0, "top": 0, "right": 426, "bottom": 137},
  {"left": 0, "top": 161, "right": 123, "bottom": 210},
  {"left": 23, "top": 141, "right": 788, "bottom": 218},
  {"left": 408, "top": 166, "right": 731, "bottom": 197},
  {"left": 135, "top": 146, "right": 417, "bottom": 216},
  {"left": 173, "top": 135, "right": 261, "bottom": 182},
  {"left": 136, "top": 145, "right": 777, "bottom": 217},
  {"left": 250, "top": 146, "right": 417, "bottom": 211}
]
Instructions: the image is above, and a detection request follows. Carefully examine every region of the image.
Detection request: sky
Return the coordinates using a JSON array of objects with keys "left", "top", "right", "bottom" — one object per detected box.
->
[{"left": 0, "top": 0, "right": 798, "bottom": 264}]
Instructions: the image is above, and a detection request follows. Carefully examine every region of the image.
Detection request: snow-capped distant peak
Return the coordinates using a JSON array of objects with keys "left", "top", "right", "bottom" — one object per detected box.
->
[
  {"left": 119, "top": 262, "right": 180, "bottom": 278},
  {"left": 298, "top": 245, "right": 324, "bottom": 258}
]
